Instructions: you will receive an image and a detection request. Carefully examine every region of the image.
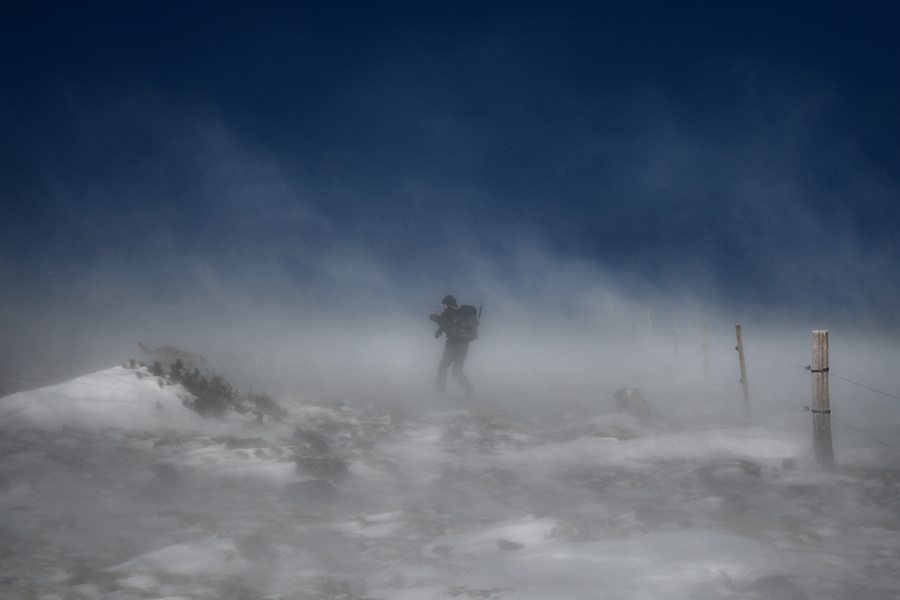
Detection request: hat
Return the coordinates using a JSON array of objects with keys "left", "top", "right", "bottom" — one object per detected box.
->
[{"left": 441, "top": 295, "right": 458, "bottom": 308}]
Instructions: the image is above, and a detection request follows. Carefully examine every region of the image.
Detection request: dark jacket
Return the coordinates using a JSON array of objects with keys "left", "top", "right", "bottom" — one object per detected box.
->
[{"left": 430, "top": 305, "right": 464, "bottom": 340}]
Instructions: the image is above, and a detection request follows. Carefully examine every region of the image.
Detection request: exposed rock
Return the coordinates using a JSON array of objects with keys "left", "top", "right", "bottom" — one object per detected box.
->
[
  {"left": 496, "top": 539, "right": 524, "bottom": 551},
  {"left": 293, "top": 428, "right": 332, "bottom": 454},
  {"left": 613, "top": 387, "right": 651, "bottom": 421}
]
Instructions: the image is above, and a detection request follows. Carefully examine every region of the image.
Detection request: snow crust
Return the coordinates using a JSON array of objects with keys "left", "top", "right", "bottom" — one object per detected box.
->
[{"left": 1, "top": 366, "right": 899, "bottom": 600}]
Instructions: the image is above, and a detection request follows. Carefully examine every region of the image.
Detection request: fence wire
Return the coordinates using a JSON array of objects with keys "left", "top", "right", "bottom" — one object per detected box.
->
[{"left": 740, "top": 347, "right": 900, "bottom": 456}]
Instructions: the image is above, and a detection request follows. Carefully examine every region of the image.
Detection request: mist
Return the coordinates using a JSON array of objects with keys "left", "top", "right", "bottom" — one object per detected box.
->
[
  {"left": 4, "top": 6, "right": 900, "bottom": 598},
  {"left": 2, "top": 82, "right": 898, "bottom": 427},
  {"left": 2, "top": 33, "right": 899, "bottom": 453}
]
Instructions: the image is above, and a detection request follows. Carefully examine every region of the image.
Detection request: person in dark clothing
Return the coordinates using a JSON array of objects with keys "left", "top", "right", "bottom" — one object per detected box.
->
[{"left": 430, "top": 295, "right": 475, "bottom": 399}]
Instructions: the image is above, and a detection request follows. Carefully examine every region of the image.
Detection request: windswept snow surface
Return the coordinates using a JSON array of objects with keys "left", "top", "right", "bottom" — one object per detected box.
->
[
  {"left": 0, "top": 366, "right": 209, "bottom": 433},
  {"left": 1, "top": 366, "right": 900, "bottom": 599}
]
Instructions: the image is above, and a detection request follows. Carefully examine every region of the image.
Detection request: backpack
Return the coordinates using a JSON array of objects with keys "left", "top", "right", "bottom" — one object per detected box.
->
[{"left": 449, "top": 304, "right": 479, "bottom": 341}]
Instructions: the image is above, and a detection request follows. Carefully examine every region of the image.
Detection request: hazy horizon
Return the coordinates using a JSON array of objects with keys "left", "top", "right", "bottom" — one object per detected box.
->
[{"left": 2, "top": 3, "right": 898, "bottom": 426}]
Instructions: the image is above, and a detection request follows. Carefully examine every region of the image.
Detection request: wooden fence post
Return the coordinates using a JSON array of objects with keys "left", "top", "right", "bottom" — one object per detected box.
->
[
  {"left": 811, "top": 330, "right": 834, "bottom": 469},
  {"left": 735, "top": 325, "right": 751, "bottom": 418}
]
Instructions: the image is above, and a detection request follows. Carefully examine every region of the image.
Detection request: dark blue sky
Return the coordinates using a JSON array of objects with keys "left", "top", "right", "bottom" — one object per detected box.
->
[{"left": 2, "top": 1, "right": 899, "bottom": 335}]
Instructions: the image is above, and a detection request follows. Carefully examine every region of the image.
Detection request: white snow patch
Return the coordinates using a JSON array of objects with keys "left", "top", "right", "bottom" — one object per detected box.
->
[
  {"left": 0, "top": 366, "right": 207, "bottom": 433},
  {"left": 110, "top": 536, "right": 251, "bottom": 577}
]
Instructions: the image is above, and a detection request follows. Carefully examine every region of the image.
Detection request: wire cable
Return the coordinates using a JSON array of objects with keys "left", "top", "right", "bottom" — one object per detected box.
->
[
  {"left": 743, "top": 348, "right": 900, "bottom": 402},
  {"left": 743, "top": 349, "right": 808, "bottom": 370},
  {"left": 827, "top": 372, "right": 900, "bottom": 402},
  {"left": 736, "top": 346, "right": 900, "bottom": 454},
  {"left": 830, "top": 413, "right": 900, "bottom": 456}
]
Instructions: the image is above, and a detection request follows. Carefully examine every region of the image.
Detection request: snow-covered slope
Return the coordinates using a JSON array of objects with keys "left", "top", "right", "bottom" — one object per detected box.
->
[
  {"left": 1, "top": 366, "right": 899, "bottom": 600},
  {"left": 0, "top": 366, "right": 207, "bottom": 433}
]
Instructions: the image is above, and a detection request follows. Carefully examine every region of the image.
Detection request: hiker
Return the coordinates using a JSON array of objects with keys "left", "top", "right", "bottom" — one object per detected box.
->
[{"left": 430, "top": 295, "right": 478, "bottom": 399}]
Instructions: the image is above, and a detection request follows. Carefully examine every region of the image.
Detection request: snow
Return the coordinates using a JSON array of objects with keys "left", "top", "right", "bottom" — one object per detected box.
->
[
  {"left": 111, "top": 536, "right": 253, "bottom": 576},
  {"left": 1, "top": 365, "right": 900, "bottom": 600},
  {"left": 0, "top": 366, "right": 207, "bottom": 433}
]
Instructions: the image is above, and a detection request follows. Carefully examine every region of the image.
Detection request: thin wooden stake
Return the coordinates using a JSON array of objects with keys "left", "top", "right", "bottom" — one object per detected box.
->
[
  {"left": 735, "top": 325, "right": 752, "bottom": 418},
  {"left": 811, "top": 330, "right": 834, "bottom": 469}
]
